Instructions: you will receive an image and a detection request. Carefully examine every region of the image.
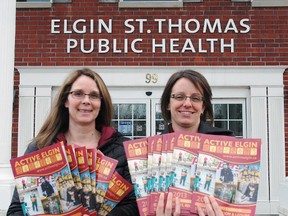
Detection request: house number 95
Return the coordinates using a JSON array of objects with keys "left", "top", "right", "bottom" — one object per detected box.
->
[{"left": 145, "top": 73, "right": 158, "bottom": 83}]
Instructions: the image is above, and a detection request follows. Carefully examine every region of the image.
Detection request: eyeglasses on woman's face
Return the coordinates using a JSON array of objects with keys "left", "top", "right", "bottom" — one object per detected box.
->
[
  {"left": 171, "top": 93, "right": 204, "bottom": 103},
  {"left": 69, "top": 90, "right": 102, "bottom": 101}
]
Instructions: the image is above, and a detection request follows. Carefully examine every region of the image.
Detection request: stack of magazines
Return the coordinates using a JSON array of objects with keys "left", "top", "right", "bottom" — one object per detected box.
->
[
  {"left": 10, "top": 142, "right": 133, "bottom": 216},
  {"left": 123, "top": 131, "right": 261, "bottom": 216}
]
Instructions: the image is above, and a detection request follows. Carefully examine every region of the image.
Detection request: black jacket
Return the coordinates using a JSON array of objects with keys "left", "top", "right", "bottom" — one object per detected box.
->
[
  {"left": 198, "top": 121, "right": 234, "bottom": 136},
  {"left": 7, "top": 127, "right": 139, "bottom": 216},
  {"left": 163, "top": 121, "right": 234, "bottom": 136}
]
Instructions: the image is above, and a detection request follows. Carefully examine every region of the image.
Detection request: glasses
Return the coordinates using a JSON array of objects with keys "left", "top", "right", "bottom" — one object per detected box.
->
[
  {"left": 69, "top": 90, "right": 102, "bottom": 101},
  {"left": 171, "top": 93, "right": 204, "bottom": 103}
]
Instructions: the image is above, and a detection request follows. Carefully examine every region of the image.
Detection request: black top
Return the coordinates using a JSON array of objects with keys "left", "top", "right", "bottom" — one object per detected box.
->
[{"left": 163, "top": 121, "right": 234, "bottom": 136}]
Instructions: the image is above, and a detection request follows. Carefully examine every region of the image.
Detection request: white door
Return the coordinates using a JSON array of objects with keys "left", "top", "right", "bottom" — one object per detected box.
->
[{"left": 112, "top": 98, "right": 166, "bottom": 139}]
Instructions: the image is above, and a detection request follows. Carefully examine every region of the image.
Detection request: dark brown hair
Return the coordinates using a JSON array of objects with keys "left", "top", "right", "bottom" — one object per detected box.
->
[{"left": 160, "top": 69, "right": 214, "bottom": 125}]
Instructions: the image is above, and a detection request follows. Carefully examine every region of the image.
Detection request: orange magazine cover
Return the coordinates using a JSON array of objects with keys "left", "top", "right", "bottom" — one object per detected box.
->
[
  {"left": 169, "top": 131, "right": 202, "bottom": 215},
  {"left": 165, "top": 132, "right": 175, "bottom": 193},
  {"left": 87, "top": 148, "right": 97, "bottom": 194},
  {"left": 10, "top": 142, "right": 86, "bottom": 216},
  {"left": 95, "top": 150, "right": 118, "bottom": 212},
  {"left": 98, "top": 170, "right": 133, "bottom": 216},
  {"left": 190, "top": 134, "right": 261, "bottom": 216},
  {"left": 75, "top": 146, "right": 96, "bottom": 215},
  {"left": 146, "top": 135, "right": 155, "bottom": 214},
  {"left": 87, "top": 148, "right": 98, "bottom": 216},
  {"left": 65, "top": 144, "right": 83, "bottom": 191},
  {"left": 159, "top": 134, "right": 168, "bottom": 193},
  {"left": 149, "top": 134, "right": 163, "bottom": 215},
  {"left": 123, "top": 138, "right": 148, "bottom": 216}
]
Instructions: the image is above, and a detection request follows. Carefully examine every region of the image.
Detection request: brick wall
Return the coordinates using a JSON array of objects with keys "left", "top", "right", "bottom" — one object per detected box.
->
[
  {"left": 14, "top": 0, "right": 288, "bottom": 173},
  {"left": 15, "top": 1, "right": 288, "bottom": 66}
]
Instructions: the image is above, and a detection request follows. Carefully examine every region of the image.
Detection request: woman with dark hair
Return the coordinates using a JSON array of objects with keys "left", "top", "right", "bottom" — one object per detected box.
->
[
  {"left": 157, "top": 69, "right": 233, "bottom": 216},
  {"left": 7, "top": 68, "right": 138, "bottom": 216},
  {"left": 160, "top": 69, "right": 233, "bottom": 135}
]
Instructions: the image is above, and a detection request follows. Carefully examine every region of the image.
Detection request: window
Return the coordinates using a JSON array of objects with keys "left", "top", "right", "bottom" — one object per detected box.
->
[
  {"left": 112, "top": 101, "right": 150, "bottom": 139},
  {"left": 252, "top": 0, "right": 288, "bottom": 7},
  {"left": 16, "top": 0, "right": 71, "bottom": 8},
  {"left": 213, "top": 99, "right": 246, "bottom": 138},
  {"left": 153, "top": 102, "right": 166, "bottom": 135},
  {"left": 118, "top": 0, "right": 183, "bottom": 8}
]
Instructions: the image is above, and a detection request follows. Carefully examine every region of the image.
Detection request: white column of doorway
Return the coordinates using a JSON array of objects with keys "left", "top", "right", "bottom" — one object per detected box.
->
[{"left": 0, "top": 0, "right": 17, "bottom": 213}]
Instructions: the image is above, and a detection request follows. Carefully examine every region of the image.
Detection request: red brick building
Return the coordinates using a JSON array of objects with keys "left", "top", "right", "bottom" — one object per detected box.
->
[{"left": 1, "top": 0, "right": 288, "bottom": 214}]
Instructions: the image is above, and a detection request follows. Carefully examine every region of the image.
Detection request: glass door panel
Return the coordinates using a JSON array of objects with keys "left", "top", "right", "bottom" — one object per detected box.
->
[
  {"left": 151, "top": 99, "right": 165, "bottom": 135},
  {"left": 112, "top": 99, "right": 150, "bottom": 139},
  {"left": 213, "top": 99, "right": 246, "bottom": 138}
]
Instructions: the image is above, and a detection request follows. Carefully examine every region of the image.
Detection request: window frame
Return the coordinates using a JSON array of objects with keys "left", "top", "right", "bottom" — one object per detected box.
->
[
  {"left": 112, "top": 98, "right": 151, "bottom": 139},
  {"left": 16, "top": 0, "right": 71, "bottom": 9},
  {"left": 252, "top": 0, "right": 288, "bottom": 7},
  {"left": 16, "top": 1, "right": 52, "bottom": 8},
  {"left": 212, "top": 98, "right": 247, "bottom": 138},
  {"left": 118, "top": 0, "right": 183, "bottom": 8}
]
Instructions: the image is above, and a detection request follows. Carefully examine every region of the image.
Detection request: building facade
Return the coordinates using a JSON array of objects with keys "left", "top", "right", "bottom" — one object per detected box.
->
[{"left": 1, "top": 0, "right": 288, "bottom": 214}]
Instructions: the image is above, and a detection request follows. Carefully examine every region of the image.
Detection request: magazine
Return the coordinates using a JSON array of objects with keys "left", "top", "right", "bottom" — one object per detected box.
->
[
  {"left": 123, "top": 137, "right": 148, "bottom": 216},
  {"left": 87, "top": 148, "right": 98, "bottom": 216},
  {"left": 190, "top": 134, "right": 262, "bottom": 216},
  {"left": 146, "top": 135, "right": 155, "bottom": 214},
  {"left": 10, "top": 142, "right": 86, "bottom": 215},
  {"left": 158, "top": 134, "right": 168, "bottom": 193},
  {"left": 165, "top": 132, "right": 175, "bottom": 193},
  {"left": 149, "top": 134, "right": 163, "bottom": 214},
  {"left": 98, "top": 170, "right": 133, "bottom": 216},
  {"left": 168, "top": 131, "right": 202, "bottom": 215},
  {"left": 87, "top": 148, "right": 97, "bottom": 194},
  {"left": 75, "top": 146, "right": 95, "bottom": 214},
  {"left": 65, "top": 144, "right": 82, "bottom": 191},
  {"left": 95, "top": 150, "right": 118, "bottom": 211}
]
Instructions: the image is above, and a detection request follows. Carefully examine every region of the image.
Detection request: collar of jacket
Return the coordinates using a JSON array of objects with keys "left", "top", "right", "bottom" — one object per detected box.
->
[
  {"left": 55, "top": 126, "right": 116, "bottom": 148},
  {"left": 162, "top": 121, "right": 234, "bottom": 136}
]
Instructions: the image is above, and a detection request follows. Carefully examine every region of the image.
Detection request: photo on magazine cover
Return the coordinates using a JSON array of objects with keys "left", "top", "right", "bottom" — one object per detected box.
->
[
  {"left": 195, "top": 154, "right": 238, "bottom": 200},
  {"left": 41, "top": 195, "right": 62, "bottom": 214},
  {"left": 128, "top": 159, "right": 148, "bottom": 199},
  {"left": 15, "top": 177, "right": 37, "bottom": 194},
  {"left": 16, "top": 175, "right": 59, "bottom": 216},
  {"left": 235, "top": 163, "right": 260, "bottom": 204},
  {"left": 19, "top": 187, "right": 44, "bottom": 215},
  {"left": 213, "top": 182, "right": 237, "bottom": 204},
  {"left": 37, "top": 175, "right": 57, "bottom": 198},
  {"left": 171, "top": 148, "right": 194, "bottom": 190},
  {"left": 52, "top": 167, "right": 82, "bottom": 212},
  {"left": 96, "top": 182, "right": 109, "bottom": 204},
  {"left": 71, "top": 170, "right": 82, "bottom": 190},
  {"left": 98, "top": 200, "right": 116, "bottom": 216}
]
